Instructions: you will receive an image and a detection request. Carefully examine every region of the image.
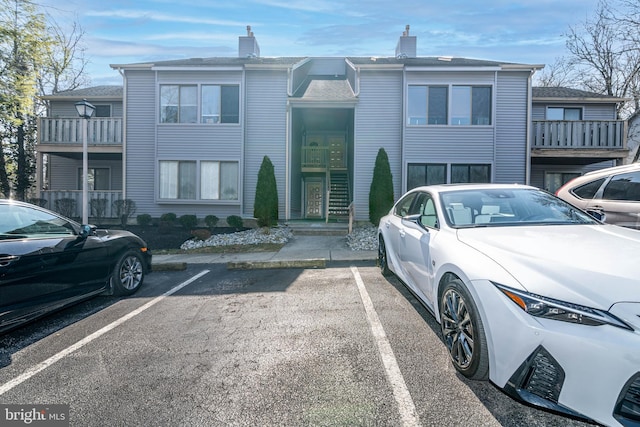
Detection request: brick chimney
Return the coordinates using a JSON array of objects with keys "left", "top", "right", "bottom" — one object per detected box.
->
[
  {"left": 395, "top": 25, "right": 416, "bottom": 58},
  {"left": 239, "top": 25, "right": 260, "bottom": 58}
]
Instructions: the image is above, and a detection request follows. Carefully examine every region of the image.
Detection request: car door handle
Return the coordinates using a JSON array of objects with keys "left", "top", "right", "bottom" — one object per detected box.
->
[
  {"left": 0, "top": 254, "right": 19, "bottom": 267},
  {"left": 399, "top": 229, "right": 406, "bottom": 238},
  {"left": 385, "top": 220, "right": 390, "bottom": 228}
]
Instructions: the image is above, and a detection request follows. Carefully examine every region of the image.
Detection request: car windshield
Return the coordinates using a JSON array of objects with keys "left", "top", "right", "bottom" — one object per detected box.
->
[
  {"left": 0, "top": 204, "right": 75, "bottom": 238},
  {"left": 440, "top": 188, "right": 598, "bottom": 228}
]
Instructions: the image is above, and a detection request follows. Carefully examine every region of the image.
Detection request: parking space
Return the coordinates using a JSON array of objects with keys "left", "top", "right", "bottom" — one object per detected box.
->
[{"left": 0, "top": 265, "right": 592, "bottom": 426}]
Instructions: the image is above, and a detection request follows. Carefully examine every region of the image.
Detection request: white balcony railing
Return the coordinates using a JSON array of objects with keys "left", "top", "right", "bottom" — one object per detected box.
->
[
  {"left": 38, "top": 190, "right": 123, "bottom": 220},
  {"left": 39, "top": 117, "right": 123, "bottom": 145},
  {"left": 531, "top": 120, "right": 626, "bottom": 150}
]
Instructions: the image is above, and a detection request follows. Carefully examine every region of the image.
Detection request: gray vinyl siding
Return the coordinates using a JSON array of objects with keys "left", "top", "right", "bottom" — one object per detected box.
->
[
  {"left": 124, "top": 71, "right": 158, "bottom": 216},
  {"left": 494, "top": 72, "right": 528, "bottom": 184},
  {"left": 49, "top": 101, "right": 122, "bottom": 117},
  {"left": 532, "top": 103, "right": 617, "bottom": 120},
  {"left": 404, "top": 72, "right": 497, "bottom": 188},
  {"left": 243, "top": 70, "right": 289, "bottom": 219},
  {"left": 48, "top": 156, "right": 122, "bottom": 190},
  {"left": 353, "top": 70, "right": 403, "bottom": 221}
]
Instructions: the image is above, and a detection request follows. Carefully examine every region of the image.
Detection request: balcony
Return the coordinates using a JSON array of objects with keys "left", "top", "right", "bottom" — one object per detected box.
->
[
  {"left": 531, "top": 120, "right": 628, "bottom": 160},
  {"left": 38, "top": 117, "right": 123, "bottom": 152}
]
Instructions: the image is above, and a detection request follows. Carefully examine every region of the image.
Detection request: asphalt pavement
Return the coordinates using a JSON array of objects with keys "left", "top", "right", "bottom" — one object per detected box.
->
[{"left": 152, "top": 234, "right": 378, "bottom": 270}]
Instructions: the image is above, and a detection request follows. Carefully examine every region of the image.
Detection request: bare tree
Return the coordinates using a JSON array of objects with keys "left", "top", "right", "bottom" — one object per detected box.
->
[
  {"left": 533, "top": 57, "right": 577, "bottom": 87},
  {"left": 565, "top": 0, "right": 640, "bottom": 118}
]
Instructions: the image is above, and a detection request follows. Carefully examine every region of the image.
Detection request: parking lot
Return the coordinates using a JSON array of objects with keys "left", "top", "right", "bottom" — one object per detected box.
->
[{"left": 0, "top": 264, "right": 593, "bottom": 426}]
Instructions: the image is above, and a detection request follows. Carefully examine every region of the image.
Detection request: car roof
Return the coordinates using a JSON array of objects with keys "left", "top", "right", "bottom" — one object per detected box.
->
[{"left": 583, "top": 163, "right": 640, "bottom": 177}]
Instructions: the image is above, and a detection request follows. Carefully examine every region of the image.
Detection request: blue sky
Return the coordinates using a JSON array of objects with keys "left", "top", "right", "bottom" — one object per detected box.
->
[{"left": 41, "top": 0, "right": 600, "bottom": 86}]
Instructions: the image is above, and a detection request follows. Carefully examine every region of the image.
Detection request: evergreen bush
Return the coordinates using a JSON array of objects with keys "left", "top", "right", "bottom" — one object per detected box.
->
[
  {"left": 226, "top": 215, "right": 244, "bottom": 229},
  {"left": 369, "top": 148, "right": 394, "bottom": 226},
  {"left": 178, "top": 214, "right": 198, "bottom": 229},
  {"left": 254, "top": 156, "right": 279, "bottom": 227},
  {"left": 204, "top": 214, "right": 219, "bottom": 229},
  {"left": 136, "top": 214, "right": 152, "bottom": 226}
]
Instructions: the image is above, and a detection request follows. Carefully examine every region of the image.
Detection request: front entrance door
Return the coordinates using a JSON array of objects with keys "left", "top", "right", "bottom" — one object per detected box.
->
[{"left": 305, "top": 180, "right": 323, "bottom": 218}]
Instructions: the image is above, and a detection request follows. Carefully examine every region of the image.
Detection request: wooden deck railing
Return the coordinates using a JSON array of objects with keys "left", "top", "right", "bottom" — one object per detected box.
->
[
  {"left": 531, "top": 120, "right": 626, "bottom": 150},
  {"left": 39, "top": 117, "right": 123, "bottom": 145},
  {"left": 39, "top": 190, "right": 123, "bottom": 219}
]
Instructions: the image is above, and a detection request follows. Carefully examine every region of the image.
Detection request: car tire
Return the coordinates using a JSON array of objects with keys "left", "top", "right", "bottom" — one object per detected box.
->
[
  {"left": 111, "top": 250, "right": 145, "bottom": 296},
  {"left": 439, "top": 278, "right": 489, "bottom": 380},
  {"left": 378, "top": 235, "right": 392, "bottom": 276}
]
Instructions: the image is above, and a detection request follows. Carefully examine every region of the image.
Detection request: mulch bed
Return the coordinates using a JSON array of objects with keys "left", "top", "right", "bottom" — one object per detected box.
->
[{"left": 110, "top": 225, "right": 247, "bottom": 250}]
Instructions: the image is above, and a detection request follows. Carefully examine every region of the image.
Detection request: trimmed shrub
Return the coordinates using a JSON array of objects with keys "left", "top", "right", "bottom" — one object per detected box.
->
[
  {"left": 90, "top": 198, "right": 108, "bottom": 224},
  {"left": 137, "top": 214, "right": 152, "bottom": 226},
  {"left": 204, "top": 214, "right": 219, "bottom": 229},
  {"left": 160, "top": 212, "right": 177, "bottom": 224},
  {"left": 27, "top": 198, "right": 47, "bottom": 207},
  {"left": 179, "top": 214, "right": 198, "bottom": 229},
  {"left": 369, "top": 148, "right": 394, "bottom": 226},
  {"left": 55, "top": 198, "right": 76, "bottom": 218},
  {"left": 226, "top": 215, "right": 243, "bottom": 229},
  {"left": 113, "top": 199, "right": 137, "bottom": 227},
  {"left": 254, "top": 155, "right": 279, "bottom": 227}
]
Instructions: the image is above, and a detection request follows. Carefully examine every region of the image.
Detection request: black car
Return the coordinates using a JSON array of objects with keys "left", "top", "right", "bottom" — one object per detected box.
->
[{"left": 0, "top": 199, "right": 152, "bottom": 334}]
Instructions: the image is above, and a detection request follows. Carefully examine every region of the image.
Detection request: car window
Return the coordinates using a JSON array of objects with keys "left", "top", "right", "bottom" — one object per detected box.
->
[
  {"left": 420, "top": 196, "right": 439, "bottom": 228},
  {"left": 440, "top": 188, "right": 597, "bottom": 227},
  {"left": 394, "top": 193, "right": 417, "bottom": 217},
  {"left": 0, "top": 204, "right": 75, "bottom": 238},
  {"left": 602, "top": 172, "right": 640, "bottom": 201},
  {"left": 572, "top": 177, "right": 606, "bottom": 199}
]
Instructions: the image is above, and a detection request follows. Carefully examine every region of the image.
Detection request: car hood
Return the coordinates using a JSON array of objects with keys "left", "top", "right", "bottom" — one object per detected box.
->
[{"left": 457, "top": 224, "right": 640, "bottom": 309}]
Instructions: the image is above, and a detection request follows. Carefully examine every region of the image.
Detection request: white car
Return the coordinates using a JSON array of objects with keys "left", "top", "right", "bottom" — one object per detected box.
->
[{"left": 377, "top": 183, "right": 640, "bottom": 427}]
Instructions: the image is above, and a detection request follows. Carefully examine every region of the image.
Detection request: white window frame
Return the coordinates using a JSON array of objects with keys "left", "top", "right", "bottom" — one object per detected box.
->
[{"left": 158, "top": 160, "right": 240, "bottom": 202}]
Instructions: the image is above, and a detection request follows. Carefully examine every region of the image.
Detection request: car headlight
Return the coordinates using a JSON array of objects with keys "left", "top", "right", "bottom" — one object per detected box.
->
[{"left": 494, "top": 283, "right": 632, "bottom": 330}]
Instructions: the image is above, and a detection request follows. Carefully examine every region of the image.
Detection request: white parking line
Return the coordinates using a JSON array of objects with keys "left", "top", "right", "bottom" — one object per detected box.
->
[
  {"left": 350, "top": 266, "right": 421, "bottom": 427},
  {"left": 0, "top": 269, "right": 210, "bottom": 396}
]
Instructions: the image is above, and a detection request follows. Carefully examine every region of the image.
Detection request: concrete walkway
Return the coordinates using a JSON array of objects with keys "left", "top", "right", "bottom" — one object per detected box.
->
[{"left": 152, "top": 234, "right": 377, "bottom": 270}]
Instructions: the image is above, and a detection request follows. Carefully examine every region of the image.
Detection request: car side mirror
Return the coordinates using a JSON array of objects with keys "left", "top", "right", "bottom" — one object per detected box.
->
[
  {"left": 78, "top": 224, "right": 94, "bottom": 239},
  {"left": 586, "top": 209, "right": 606, "bottom": 222},
  {"left": 401, "top": 214, "right": 428, "bottom": 231}
]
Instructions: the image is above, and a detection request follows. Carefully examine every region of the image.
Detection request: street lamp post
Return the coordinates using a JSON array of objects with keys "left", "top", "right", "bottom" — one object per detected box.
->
[{"left": 75, "top": 99, "right": 96, "bottom": 224}]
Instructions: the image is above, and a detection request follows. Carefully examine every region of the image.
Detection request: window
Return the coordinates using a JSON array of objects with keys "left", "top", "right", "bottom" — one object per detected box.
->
[
  {"left": 159, "top": 160, "right": 238, "bottom": 201},
  {"left": 572, "top": 178, "right": 605, "bottom": 199},
  {"left": 602, "top": 172, "right": 640, "bottom": 201},
  {"left": 452, "top": 86, "right": 491, "bottom": 125},
  {"left": 201, "top": 161, "right": 238, "bottom": 200},
  {"left": 544, "top": 172, "right": 580, "bottom": 193},
  {"left": 408, "top": 85, "right": 448, "bottom": 125},
  {"left": 451, "top": 164, "right": 491, "bottom": 183},
  {"left": 94, "top": 105, "right": 111, "bottom": 117},
  {"left": 77, "top": 168, "right": 110, "bottom": 190},
  {"left": 407, "top": 164, "right": 446, "bottom": 190},
  {"left": 546, "top": 107, "right": 582, "bottom": 120},
  {"left": 161, "top": 84, "right": 239, "bottom": 124},
  {"left": 407, "top": 84, "right": 490, "bottom": 125}
]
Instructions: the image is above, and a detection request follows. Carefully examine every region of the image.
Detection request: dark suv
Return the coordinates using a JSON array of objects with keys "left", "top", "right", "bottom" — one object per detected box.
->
[{"left": 556, "top": 163, "right": 640, "bottom": 229}]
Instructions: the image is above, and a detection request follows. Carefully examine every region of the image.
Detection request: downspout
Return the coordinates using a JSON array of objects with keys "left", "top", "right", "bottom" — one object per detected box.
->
[
  {"left": 493, "top": 71, "right": 498, "bottom": 183},
  {"left": 241, "top": 68, "right": 246, "bottom": 218},
  {"left": 525, "top": 69, "right": 533, "bottom": 185},
  {"left": 117, "top": 67, "right": 127, "bottom": 200},
  {"left": 401, "top": 67, "right": 406, "bottom": 192},
  {"left": 285, "top": 100, "right": 290, "bottom": 221},
  {"left": 285, "top": 67, "right": 291, "bottom": 221}
]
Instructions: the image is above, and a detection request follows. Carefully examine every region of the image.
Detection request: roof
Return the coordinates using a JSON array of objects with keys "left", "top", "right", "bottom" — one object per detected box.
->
[
  {"left": 111, "top": 57, "right": 306, "bottom": 69},
  {"left": 111, "top": 55, "right": 539, "bottom": 71},
  {"left": 533, "top": 87, "right": 627, "bottom": 103},
  {"left": 291, "top": 77, "right": 356, "bottom": 102},
  {"left": 41, "top": 85, "right": 123, "bottom": 100}
]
